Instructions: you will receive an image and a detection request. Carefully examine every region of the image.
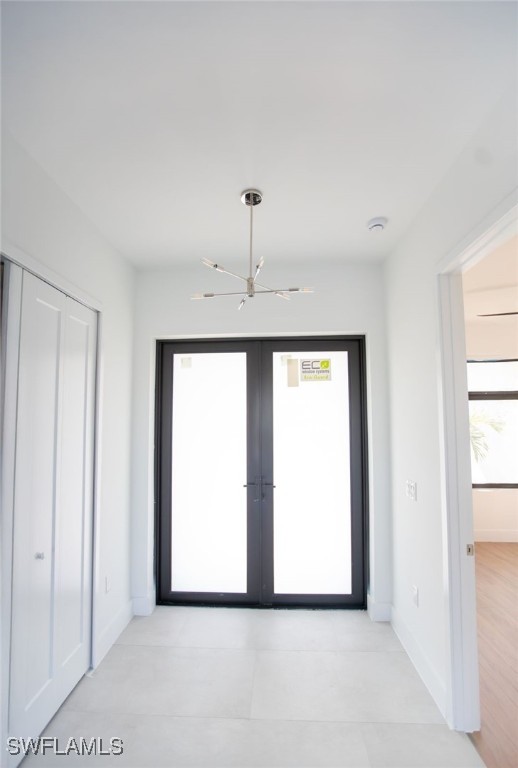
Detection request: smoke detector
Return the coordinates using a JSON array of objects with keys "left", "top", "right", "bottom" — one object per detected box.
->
[{"left": 367, "top": 217, "right": 388, "bottom": 232}]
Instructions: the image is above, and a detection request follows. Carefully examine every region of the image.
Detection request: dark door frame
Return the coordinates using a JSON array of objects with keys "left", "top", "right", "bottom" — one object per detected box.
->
[{"left": 155, "top": 336, "right": 369, "bottom": 608}]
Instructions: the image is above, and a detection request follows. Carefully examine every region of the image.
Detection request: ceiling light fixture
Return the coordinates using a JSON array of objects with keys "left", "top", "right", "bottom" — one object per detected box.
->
[{"left": 192, "top": 189, "right": 313, "bottom": 310}]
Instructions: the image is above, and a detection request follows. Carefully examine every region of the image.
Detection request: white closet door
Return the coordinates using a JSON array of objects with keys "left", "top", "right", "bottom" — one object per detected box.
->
[
  {"left": 9, "top": 272, "right": 96, "bottom": 745},
  {"left": 54, "top": 296, "right": 96, "bottom": 701}
]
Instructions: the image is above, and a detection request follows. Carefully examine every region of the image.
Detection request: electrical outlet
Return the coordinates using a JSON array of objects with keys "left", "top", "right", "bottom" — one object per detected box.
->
[
  {"left": 406, "top": 480, "right": 417, "bottom": 501},
  {"left": 412, "top": 585, "right": 419, "bottom": 607}
]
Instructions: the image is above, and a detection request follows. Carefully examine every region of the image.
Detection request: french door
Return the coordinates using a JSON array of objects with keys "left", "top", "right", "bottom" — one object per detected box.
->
[{"left": 156, "top": 338, "right": 367, "bottom": 607}]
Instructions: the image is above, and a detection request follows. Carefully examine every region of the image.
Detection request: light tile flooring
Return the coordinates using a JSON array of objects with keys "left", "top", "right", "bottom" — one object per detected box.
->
[{"left": 26, "top": 607, "right": 484, "bottom": 767}]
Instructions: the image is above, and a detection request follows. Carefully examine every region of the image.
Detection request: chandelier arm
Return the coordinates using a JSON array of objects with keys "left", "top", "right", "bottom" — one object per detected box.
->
[
  {"left": 268, "top": 287, "right": 314, "bottom": 293},
  {"left": 254, "top": 289, "right": 290, "bottom": 295},
  {"left": 255, "top": 287, "right": 313, "bottom": 296},
  {"left": 215, "top": 268, "right": 248, "bottom": 283},
  {"left": 254, "top": 280, "right": 276, "bottom": 292},
  {"left": 253, "top": 282, "right": 289, "bottom": 300},
  {"left": 202, "top": 259, "right": 248, "bottom": 284},
  {"left": 191, "top": 290, "right": 249, "bottom": 299}
]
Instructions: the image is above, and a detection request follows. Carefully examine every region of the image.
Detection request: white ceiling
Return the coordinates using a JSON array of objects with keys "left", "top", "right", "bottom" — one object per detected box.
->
[{"left": 2, "top": 1, "right": 517, "bottom": 268}]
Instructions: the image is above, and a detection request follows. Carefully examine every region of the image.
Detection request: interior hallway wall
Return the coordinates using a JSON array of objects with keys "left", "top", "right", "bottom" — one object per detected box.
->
[
  {"left": 384, "top": 87, "right": 518, "bottom": 721},
  {"left": 130, "top": 260, "right": 392, "bottom": 621},
  {"left": 1, "top": 131, "right": 136, "bottom": 664}
]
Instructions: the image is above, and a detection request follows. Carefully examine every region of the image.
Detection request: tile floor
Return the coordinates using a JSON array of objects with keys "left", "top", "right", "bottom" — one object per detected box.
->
[{"left": 25, "top": 607, "right": 484, "bottom": 767}]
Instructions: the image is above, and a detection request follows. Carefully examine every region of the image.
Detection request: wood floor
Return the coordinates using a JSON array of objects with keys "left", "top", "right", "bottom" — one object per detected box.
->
[{"left": 470, "top": 542, "right": 518, "bottom": 768}]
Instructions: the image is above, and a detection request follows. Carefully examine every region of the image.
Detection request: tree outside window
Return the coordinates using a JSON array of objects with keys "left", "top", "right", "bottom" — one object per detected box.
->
[{"left": 467, "top": 360, "right": 518, "bottom": 488}]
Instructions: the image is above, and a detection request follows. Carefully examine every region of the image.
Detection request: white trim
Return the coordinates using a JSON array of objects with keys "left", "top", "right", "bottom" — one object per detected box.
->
[
  {"left": 474, "top": 530, "right": 518, "bottom": 543},
  {"left": 436, "top": 196, "right": 517, "bottom": 732},
  {"left": 1, "top": 241, "right": 102, "bottom": 312},
  {"left": 145, "top": 331, "right": 380, "bottom": 616},
  {"left": 367, "top": 593, "right": 391, "bottom": 622},
  {"left": 91, "top": 600, "right": 133, "bottom": 670},
  {"left": 90, "top": 312, "right": 104, "bottom": 673},
  {"left": 391, "top": 607, "right": 448, "bottom": 719},
  {"left": 132, "top": 594, "right": 155, "bottom": 616},
  {"left": 154, "top": 330, "right": 362, "bottom": 340},
  {"left": 436, "top": 194, "right": 518, "bottom": 275},
  {"left": 0, "top": 262, "right": 23, "bottom": 751},
  {"left": 437, "top": 274, "right": 480, "bottom": 731}
]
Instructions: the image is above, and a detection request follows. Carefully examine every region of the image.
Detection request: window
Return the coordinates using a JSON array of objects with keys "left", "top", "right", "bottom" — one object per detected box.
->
[{"left": 467, "top": 360, "right": 518, "bottom": 488}]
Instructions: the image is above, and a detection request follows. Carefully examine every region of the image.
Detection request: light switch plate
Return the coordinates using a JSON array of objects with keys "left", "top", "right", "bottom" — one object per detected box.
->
[{"left": 406, "top": 480, "right": 417, "bottom": 501}]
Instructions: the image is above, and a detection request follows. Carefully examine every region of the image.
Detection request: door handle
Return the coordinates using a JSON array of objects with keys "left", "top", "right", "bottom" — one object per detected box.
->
[
  {"left": 34, "top": 552, "right": 45, "bottom": 560},
  {"left": 243, "top": 482, "right": 261, "bottom": 502},
  {"left": 243, "top": 481, "right": 275, "bottom": 502},
  {"left": 261, "top": 480, "right": 276, "bottom": 501}
]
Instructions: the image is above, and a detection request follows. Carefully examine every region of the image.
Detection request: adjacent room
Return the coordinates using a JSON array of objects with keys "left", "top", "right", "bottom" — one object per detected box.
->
[
  {"left": 1, "top": 2, "right": 517, "bottom": 766},
  {"left": 462, "top": 238, "right": 518, "bottom": 768}
]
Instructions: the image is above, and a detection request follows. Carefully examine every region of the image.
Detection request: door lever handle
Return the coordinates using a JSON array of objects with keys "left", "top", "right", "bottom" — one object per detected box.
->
[
  {"left": 260, "top": 480, "right": 276, "bottom": 501},
  {"left": 243, "top": 482, "right": 260, "bottom": 502}
]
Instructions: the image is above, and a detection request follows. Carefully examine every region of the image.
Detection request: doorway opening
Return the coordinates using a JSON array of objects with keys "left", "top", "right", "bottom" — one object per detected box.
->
[
  {"left": 437, "top": 202, "right": 517, "bottom": 737},
  {"left": 462, "top": 239, "right": 518, "bottom": 767},
  {"left": 155, "top": 337, "right": 368, "bottom": 608}
]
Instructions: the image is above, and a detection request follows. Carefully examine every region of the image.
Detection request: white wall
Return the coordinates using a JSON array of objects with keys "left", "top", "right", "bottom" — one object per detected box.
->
[
  {"left": 465, "top": 318, "right": 518, "bottom": 359},
  {"left": 1, "top": 131, "right": 135, "bottom": 664},
  {"left": 130, "top": 260, "right": 392, "bottom": 619},
  {"left": 473, "top": 490, "right": 518, "bottom": 542},
  {"left": 385, "top": 87, "right": 518, "bottom": 720}
]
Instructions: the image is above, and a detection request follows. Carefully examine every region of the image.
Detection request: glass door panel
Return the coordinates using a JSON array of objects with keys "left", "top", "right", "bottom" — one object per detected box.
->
[
  {"left": 272, "top": 351, "right": 352, "bottom": 595},
  {"left": 170, "top": 352, "right": 247, "bottom": 593}
]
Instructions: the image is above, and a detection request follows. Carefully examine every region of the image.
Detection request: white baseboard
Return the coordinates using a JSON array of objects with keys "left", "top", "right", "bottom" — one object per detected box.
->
[
  {"left": 132, "top": 594, "right": 155, "bottom": 616},
  {"left": 92, "top": 599, "right": 133, "bottom": 669},
  {"left": 367, "top": 594, "right": 392, "bottom": 622},
  {"left": 474, "top": 529, "right": 518, "bottom": 543},
  {"left": 391, "top": 607, "right": 447, "bottom": 720}
]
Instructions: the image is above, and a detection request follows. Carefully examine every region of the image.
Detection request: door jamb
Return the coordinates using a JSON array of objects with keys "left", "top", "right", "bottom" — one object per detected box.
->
[
  {"left": 154, "top": 335, "right": 368, "bottom": 609},
  {"left": 437, "top": 202, "right": 517, "bottom": 730},
  {"left": 0, "top": 260, "right": 23, "bottom": 755}
]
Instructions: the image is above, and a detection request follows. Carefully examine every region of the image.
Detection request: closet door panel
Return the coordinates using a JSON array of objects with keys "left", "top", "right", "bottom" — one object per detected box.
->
[
  {"left": 54, "top": 299, "right": 96, "bottom": 691},
  {"left": 10, "top": 273, "right": 65, "bottom": 733},
  {"left": 9, "top": 272, "right": 96, "bottom": 754}
]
